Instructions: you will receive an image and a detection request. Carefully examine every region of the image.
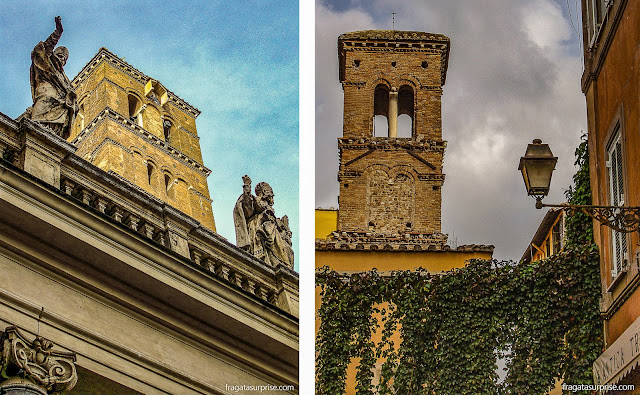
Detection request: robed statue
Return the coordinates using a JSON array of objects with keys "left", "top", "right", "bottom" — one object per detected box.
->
[
  {"left": 234, "top": 175, "right": 294, "bottom": 269},
  {"left": 28, "top": 16, "right": 78, "bottom": 139}
]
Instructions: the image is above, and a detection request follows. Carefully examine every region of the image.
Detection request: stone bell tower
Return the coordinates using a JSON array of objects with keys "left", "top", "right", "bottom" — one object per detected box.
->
[
  {"left": 68, "top": 48, "right": 215, "bottom": 231},
  {"left": 337, "top": 30, "right": 450, "bottom": 237}
]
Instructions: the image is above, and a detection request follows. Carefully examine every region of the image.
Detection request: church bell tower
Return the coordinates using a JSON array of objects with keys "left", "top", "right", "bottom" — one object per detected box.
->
[
  {"left": 337, "top": 30, "right": 450, "bottom": 237},
  {"left": 69, "top": 48, "right": 216, "bottom": 231}
]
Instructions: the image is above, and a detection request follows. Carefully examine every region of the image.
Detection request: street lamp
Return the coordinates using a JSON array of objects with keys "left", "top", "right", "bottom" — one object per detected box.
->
[
  {"left": 519, "top": 139, "right": 640, "bottom": 233},
  {"left": 518, "top": 139, "right": 557, "bottom": 207}
]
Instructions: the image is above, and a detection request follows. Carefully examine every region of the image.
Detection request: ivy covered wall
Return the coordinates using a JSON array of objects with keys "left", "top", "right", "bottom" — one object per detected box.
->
[{"left": 316, "top": 139, "right": 602, "bottom": 394}]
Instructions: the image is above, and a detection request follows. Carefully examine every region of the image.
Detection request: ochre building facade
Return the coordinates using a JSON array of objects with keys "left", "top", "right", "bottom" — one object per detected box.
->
[{"left": 581, "top": 0, "right": 640, "bottom": 388}]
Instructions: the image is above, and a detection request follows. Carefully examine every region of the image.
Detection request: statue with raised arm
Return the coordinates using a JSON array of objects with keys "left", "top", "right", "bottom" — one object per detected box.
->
[
  {"left": 233, "top": 175, "right": 294, "bottom": 269},
  {"left": 28, "top": 16, "right": 78, "bottom": 139}
]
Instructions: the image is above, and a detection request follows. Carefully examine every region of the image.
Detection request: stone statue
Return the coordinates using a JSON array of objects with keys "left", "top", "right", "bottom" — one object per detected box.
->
[
  {"left": 28, "top": 16, "right": 78, "bottom": 139},
  {"left": 234, "top": 175, "right": 294, "bottom": 268}
]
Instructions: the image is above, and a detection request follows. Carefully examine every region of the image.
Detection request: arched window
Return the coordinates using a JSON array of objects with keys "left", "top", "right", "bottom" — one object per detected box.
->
[
  {"left": 77, "top": 103, "right": 85, "bottom": 132},
  {"left": 397, "top": 85, "right": 414, "bottom": 138},
  {"left": 164, "top": 173, "right": 176, "bottom": 199},
  {"left": 373, "top": 85, "right": 389, "bottom": 137},
  {"left": 128, "top": 94, "right": 143, "bottom": 127},
  {"left": 163, "top": 119, "right": 172, "bottom": 142},
  {"left": 146, "top": 162, "right": 156, "bottom": 185}
]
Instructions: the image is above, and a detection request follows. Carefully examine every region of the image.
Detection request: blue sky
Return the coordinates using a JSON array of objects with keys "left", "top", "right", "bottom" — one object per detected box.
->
[{"left": 0, "top": 0, "right": 299, "bottom": 268}]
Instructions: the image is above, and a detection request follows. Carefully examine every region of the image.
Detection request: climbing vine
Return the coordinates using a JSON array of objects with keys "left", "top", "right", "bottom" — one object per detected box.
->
[{"left": 316, "top": 137, "right": 601, "bottom": 394}]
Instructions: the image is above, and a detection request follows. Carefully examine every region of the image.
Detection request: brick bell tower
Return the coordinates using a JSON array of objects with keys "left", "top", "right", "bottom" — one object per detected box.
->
[
  {"left": 337, "top": 30, "right": 450, "bottom": 239},
  {"left": 68, "top": 48, "right": 216, "bottom": 231}
]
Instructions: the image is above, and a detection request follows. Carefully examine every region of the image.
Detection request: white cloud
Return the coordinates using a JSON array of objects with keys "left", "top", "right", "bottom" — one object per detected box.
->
[{"left": 522, "top": 0, "right": 572, "bottom": 52}]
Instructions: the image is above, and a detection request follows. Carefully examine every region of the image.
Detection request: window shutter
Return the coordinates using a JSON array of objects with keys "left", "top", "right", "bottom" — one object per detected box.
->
[{"left": 608, "top": 129, "right": 626, "bottom": 277}]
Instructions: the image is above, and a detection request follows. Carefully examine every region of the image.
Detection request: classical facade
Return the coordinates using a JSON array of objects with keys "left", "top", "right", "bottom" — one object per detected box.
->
[
  {"left": 315, "top": 30, "right": 493, "bottom": 393},
  {"left": 0, "top": 44, "right": 298, "bottom": 394},
  {"left": 580, "top": 0, "right": 640, "bottom": 387}
]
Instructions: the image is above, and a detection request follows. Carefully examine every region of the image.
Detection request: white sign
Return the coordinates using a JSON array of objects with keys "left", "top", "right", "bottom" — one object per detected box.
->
[{"left": 593, "top": 315, "right": 640, "bottom": 385}]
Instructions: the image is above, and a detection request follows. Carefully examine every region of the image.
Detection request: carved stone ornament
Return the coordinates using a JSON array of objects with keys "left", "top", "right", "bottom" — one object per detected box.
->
[{"left": 0, "top": 326, "right": 77, "bottom": 393}]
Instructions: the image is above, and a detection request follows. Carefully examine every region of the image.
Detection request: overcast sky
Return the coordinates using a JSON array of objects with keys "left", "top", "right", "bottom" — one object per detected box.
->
[
  {"left": 0, "top": 1, "right": 299, "bottom": 268},
  {"left": 316, "top": 0, "right": 587, "bottom": 261}
]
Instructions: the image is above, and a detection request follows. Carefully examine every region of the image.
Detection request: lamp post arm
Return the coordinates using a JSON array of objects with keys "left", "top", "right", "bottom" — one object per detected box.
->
[{"left": 537, "top": 201, "right": 640, "bottom": 233}]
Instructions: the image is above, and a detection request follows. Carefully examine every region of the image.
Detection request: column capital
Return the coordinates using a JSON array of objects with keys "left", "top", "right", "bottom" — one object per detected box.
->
[{"left": 0, "top": 327, "right": 78, "bottom": 394}]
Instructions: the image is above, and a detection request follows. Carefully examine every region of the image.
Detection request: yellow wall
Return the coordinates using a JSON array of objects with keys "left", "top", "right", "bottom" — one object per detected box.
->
[
  {"left": 317, "top": 249, "right": 490, "bottom": 273},
  {"left": 315, "top": 209, "right": 337, "bottom": 239},
  {"left": 315, "top": 209, "right": 493, "bottom": 394}
]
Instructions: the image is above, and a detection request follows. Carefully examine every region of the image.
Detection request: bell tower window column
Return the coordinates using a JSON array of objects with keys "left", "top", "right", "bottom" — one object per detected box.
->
[{"left": 388, "top": 88, "right": 398, "bottom": 138}]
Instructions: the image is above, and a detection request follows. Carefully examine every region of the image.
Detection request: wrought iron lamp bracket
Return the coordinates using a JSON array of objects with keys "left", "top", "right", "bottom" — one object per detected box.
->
[{"left": 535, "top": 198, "right": 640, "bottom": 234}]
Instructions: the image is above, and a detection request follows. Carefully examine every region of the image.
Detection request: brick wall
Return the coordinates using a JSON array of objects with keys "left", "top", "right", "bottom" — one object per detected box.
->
[
  {"left": 70, "top": 50, "right": 216, "bottom": 231},
  {"left": 336, "top": 31, "right": 449, "bottom": 235}
]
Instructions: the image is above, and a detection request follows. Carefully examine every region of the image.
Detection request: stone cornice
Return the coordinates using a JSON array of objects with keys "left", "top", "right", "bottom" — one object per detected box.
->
[
  {"left": 275, "top": 266, "right": 299, "bottom": 283},
  {"left": 316, "top": 231, "right": 494, "bottom": 253},
  {"left": 71, "top": 47, "right": 201, "bottom": 118},
  {"left": 63, "top": 156, "right": 164, "bottom": 212},
  {"left": 417, "top": 173, "right": 446, "bottom": 182},
  {"left": 338, "top": 137, "right": 446, "bottom": 152},
  {"left": 19, "top": 118, "right": 77, "bottom": 159},
  {"left": 339, "top": 30, "right": 451, "bottom": 85},
  {"left": 188, "top": 186, "right": 213, "bottom": 203},
  {"left": 341, "top": 81, "right": 443, "bottom": 92},
  {"left": 0, "top": 154, "right": 297, "bottom": 315},
  {"left": 0, "top": 112, "right": 18, "bottom": 130},
  {"left": 316, "top": 231, "right": 448, "bottom": 251},
  {"left": 91, "top": 137, "right": 133, "bottom": 158},
  {"left": 191, "top": 226, "right": 276, "bottom": 274},
  {"left": 164, "top": 204, "right": 200, "bottom": 230},
  {"left": 178, "top": 125, "right": 200, "bottom": 140},
  {"left": 72, "top": 108, "right": 211, "bottom": 177},
  {"left": 340, "top": 30, "right": 449, "bottom": 42}
]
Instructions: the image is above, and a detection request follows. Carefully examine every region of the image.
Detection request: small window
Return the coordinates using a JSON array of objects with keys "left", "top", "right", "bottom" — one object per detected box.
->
[
  {"left": 585, "top": 0, "right": 609, "bottom": 46},
  {"left": 373, "top": 115, "right": 389, "bottom": 137},
  {"left": 165, "top": 174, "right": 176, "bottom": 199},
  {"left": 397, "top": 114, "right": 412, "bottom": 138},
  {"left": 163, "top": 119, "right": 172, "bottom": 142},
  {"left": 147, "top": 162, "right": 155, "bottom": 185},
  {"left": 546, "top": 237, "right": 551, "bottom": 257},
  {"left": 353, "top": 60, "right": 360, "bottom": 67},
  {"left": 421, "top": 61, "right": 428, "bottom": 69},
  {"left": 397, "top": 85, "right": 414, "bottom": 138},
  {"left": 552, "top": 220, "right": 562, "bottom": 254},
  {"left": 128, "top": 94, "right": 143, "bottom": 127},
  {"left": 608, "top": 127, "right": 627, "bottom": 277}
]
